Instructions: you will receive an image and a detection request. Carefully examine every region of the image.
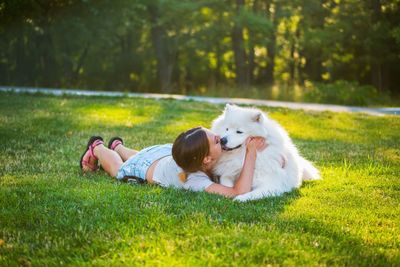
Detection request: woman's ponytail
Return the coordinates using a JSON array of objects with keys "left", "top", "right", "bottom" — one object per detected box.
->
[{"left": 178, "top": 172, "right": 188, "bottom": 183}]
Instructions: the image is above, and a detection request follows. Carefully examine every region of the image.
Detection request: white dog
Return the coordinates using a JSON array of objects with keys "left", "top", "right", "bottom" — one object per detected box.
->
[{"left": 211, "top": 104, "right": 320, "bottom": 202}]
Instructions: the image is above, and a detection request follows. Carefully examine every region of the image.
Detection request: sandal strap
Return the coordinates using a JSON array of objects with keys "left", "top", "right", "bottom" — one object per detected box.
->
[
  {"left": 89, "top": 139, "right": 104, "bottom": 160},
  {"left": 108, "top": 137, "right": 124, "bottom": 150},
  {"left": 110, "top": 140, "right": 122, "bottom": 150}
]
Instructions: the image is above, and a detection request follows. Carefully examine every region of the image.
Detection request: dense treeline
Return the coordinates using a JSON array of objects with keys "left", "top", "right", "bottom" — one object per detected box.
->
[{"left": 1, "top": 0, "right": 399, "bottom": 97}]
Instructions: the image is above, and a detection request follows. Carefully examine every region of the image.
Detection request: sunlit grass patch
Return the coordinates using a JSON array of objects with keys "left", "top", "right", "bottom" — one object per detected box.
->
[
  {"left": 162, "top": 111, "right": 214, "bottom": 133},
  {"left": 75, "top": 104, "right": 162, "bottom": 127},
  {"left": 269, "top": 109, "right": 391, "bottom": 145},
  {"left": 375, "top": 148, "right": 400, "bottom": 164}
]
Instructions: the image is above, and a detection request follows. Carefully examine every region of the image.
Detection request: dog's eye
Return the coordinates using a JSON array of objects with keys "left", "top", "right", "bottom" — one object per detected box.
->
[
  {"left": 236, "top": 130, "right": 243, "bottom": 134},
  {"left": 226, "top": 128, "right": 229, "bottom": 131}
]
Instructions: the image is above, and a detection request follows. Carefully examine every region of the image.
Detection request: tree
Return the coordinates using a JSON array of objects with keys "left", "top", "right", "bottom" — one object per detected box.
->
[{"left": 1, "top": 0, "right": 399, "bottom": 95}]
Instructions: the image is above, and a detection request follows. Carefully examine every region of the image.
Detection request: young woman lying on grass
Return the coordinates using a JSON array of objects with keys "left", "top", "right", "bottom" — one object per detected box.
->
[{"left": 80, "top": 127, "right": 266, "bottom": 198}]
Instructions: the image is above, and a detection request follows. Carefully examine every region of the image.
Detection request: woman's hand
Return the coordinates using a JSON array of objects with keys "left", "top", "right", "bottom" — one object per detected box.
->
[
  {"left": 205, "top": 136, "right": 267, "bottom": 198},
  {"left": 245, "top": 136, "right": 267, "bottom": 154}
]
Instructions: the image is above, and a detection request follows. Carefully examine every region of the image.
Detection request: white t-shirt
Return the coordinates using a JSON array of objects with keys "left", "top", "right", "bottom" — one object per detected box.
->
[{"left": 152, "top": 155, "right": 214, "bottom": 191}]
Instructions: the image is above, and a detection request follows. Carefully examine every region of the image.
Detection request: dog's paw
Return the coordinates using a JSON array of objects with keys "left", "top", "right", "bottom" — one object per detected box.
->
[{"left": 233, "top": 195, "right": 249, "bottom": 202}]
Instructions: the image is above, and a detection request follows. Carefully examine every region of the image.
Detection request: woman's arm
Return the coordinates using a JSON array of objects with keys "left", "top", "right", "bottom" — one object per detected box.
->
[{"left": 205, "top": 137, "right": 266, "bottom": 198}]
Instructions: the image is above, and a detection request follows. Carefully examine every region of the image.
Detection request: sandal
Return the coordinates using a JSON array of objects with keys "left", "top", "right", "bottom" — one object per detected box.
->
[
  {"left": 108, "top": 137, "right": 124, "bottom": 150},
  {"left": 80, "top": 136, "right": 104, "bottom": 172}
]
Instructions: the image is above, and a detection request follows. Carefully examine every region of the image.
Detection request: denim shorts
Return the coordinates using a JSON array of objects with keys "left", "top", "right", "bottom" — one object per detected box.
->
[{"left": 116, "top": 144, "right": 173, "bottom": 181}]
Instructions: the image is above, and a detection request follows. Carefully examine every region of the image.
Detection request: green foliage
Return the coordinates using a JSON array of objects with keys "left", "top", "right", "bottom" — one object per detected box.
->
[
  {"left": 186, "top": 82, "right": 396, "bottom": 107},
  {"left": 0, "top": 93, "right": 399, "bottom": 266},
  {"left": 0, "top": 0, "right": 399, "bottom": 99},
  {"left": 303, "top": 80, "right": 392, "bottom": 106}
]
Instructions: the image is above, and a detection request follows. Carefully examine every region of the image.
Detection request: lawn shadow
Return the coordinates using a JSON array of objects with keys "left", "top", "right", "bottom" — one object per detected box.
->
[
  {"left": 2, "top": 172, "right": 396, "bottom": 266},
  {"left": 160, "top": 187, "right": 303, "bottom": 224},
  {"left": 275, "top": 216, "right": 398, "bottom": 266}
]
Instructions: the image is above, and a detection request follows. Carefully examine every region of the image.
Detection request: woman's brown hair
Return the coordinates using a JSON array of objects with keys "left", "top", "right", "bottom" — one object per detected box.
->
[{"left": 172, "top": 127, "right": 209, "bottom": 182}]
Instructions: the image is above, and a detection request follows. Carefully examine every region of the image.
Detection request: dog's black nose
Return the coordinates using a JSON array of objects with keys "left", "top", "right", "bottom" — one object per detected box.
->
[{"left": 220, "top": 137, "right": 227, "bottom": 146}]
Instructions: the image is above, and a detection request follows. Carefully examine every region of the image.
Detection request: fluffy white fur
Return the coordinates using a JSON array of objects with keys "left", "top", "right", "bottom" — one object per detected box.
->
[{"left": 211, "top": 104, "right": 320, "bottom": 202}]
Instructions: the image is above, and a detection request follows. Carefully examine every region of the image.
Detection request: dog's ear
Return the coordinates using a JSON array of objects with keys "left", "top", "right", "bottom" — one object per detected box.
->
[
  {"left": 224, "top": 103, "right": 233, "bottom": 111},
  {"left": 252, "top": 112, "right": 263, "bottom": 123}
]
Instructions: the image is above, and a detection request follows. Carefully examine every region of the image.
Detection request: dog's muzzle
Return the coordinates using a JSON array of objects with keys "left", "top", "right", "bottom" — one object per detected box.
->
[
  {"left": 222, "top": 144, "right": 242, "bottom": 151},
  {"left": 220, "top": 136, "right": 242, "bottom": 151}
]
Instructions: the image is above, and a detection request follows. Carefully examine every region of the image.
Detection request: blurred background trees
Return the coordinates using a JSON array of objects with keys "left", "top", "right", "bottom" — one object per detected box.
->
[{"left": 1, "top": 0, "right": 399, "bottom": 104}]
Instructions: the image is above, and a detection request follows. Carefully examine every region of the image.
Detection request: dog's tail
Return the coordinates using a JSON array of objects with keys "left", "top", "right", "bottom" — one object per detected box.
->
[{"left": 301, "top": 157, "right": 321, "bottom": 180}]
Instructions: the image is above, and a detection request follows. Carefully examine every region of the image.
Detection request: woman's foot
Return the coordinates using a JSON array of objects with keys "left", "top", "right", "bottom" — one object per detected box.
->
[
  {"left": 108, "top": 137, "right": 124, "bottom": 151},
  {"left": 108, "top": 137, "right": 138, "bottom": 162},
  {"left": 80, "top": 136, "right": 104, "bottom": 172}
]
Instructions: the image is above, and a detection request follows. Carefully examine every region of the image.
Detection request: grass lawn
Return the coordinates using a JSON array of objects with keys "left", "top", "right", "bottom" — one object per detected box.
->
[{"left": 0, "top": 92, "right": 399, "bottom": 266}]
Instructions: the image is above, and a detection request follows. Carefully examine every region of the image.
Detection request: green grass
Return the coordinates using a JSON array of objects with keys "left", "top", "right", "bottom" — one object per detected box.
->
[{"left": 0, "top": 92, "right": 399, "bottom": 266}]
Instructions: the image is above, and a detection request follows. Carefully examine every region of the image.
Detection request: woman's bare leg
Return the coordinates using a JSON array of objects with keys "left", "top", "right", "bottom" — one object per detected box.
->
[
  {"left": 114, "top": 144, "right": 139, "bottom": 161},
  {"left": 93, "top": 144, "right": 123, "bottom": 177}
]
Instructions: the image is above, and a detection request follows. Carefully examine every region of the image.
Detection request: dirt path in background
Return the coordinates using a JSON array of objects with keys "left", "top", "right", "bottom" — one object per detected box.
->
[{"left": 1, "top": 86, "right": 399, "bottom": 116}]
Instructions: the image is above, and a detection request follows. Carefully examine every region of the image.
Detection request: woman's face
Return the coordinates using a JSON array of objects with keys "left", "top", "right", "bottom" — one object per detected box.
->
[{"left": 203, "top": 128, "right": 222, "bottom": 164}]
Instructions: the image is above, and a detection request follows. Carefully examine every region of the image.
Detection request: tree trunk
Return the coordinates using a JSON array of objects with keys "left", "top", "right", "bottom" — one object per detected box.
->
[
  {"left": 215, "top": 41, "right": 222, "bottom": 84},
  {"left": 248, "top": 45, "right": 255, "bottom": 84},
  {"left": 265, "top": 1, "right": 277, "bottom": 84},
  {"left": 247, "top": 0, "right": 259, "bottom": 85},
  {"left": 370, "top": 0, "right": 386, "bottom": 92},
  {"left": 215, "top": 10, "right": 223, "bottom": 84},
  {"left": 306, "top": 56, "right": 322, "bottom": 81},
  {"left": 15, "top": 32, "right": 27, "bottom": 85},
  {"left": 289, "top": 27, "right": 300, "bottom": 83},
  {"left": 148, "top": 4, "right": 174, "bottom": 93},
  {"left": 289, "top": 39, "right": 295, "bottom": 82},
  {"left": 37, "top": 29, "right": 58, "bottom": 87},
  {"left": 299, "top": 5, "right": 324, "bottom": 83},
  {"left": 72, "top": 42, "right": 90, "bottom": 85},
  {"left": 232, "top": 0, "right": 247, "bottom": 87}
]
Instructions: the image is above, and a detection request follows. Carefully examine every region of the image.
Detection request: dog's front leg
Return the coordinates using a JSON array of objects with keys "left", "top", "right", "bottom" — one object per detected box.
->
[{"left": 234, "top": 188, "right": 278, "bottom": 202}]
